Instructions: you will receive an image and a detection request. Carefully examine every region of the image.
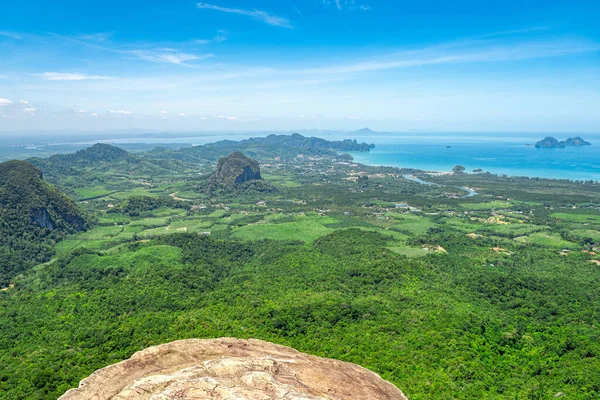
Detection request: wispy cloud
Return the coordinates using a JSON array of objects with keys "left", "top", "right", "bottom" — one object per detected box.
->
[
  {"left": 0, "top": 98, "right": 13, "bottom": 106},
  {"left": 125, "top": 49, "right": 212, "bottom": 64},
  {"left": 196, "top": 3, "right": 293, "bottom": 28},
  {"left": 77, "top": 32, "right": 113, "bottom": 42},
  {"left": 323, "top": 0, "right": 370, "bottom": 11},
  {"left": 195, "top": 29, "right": 228, "bottom": 45},
  {"left": 52, "top": 33, "right": 212, "bottom": 66},
  {"left": 36, "top": 72, "right": 111, "bottom": 81},
  {"left": 109, "top": 109, "right": 133, "bottom": 115},
  {"left": 478, "top": 26, "right": 550, "bottom": 39},
  {"left": 298, "top": 38, "right": 600, "bottom": 76},
  {"left": 0, "top": 31, "right": 23, "bottom": 39}
]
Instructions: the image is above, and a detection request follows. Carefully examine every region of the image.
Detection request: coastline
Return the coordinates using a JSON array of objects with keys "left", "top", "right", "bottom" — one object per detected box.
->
[{"left": 348, "top": 141, "right": 600, "bottom": 182}]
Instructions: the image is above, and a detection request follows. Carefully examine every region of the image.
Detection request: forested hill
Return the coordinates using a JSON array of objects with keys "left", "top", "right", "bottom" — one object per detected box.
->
[
  {"left": 149, "top": 133, "right": 375, "bottom": 162},
  {"left": 28, "top": 143, "right": 188, "bottom": 192},
  {"left": 28, "top": 143, "right": 138, "bottom": 175},
  {"left": 0, "top": 160, "right": 91, "bottom": 286}
]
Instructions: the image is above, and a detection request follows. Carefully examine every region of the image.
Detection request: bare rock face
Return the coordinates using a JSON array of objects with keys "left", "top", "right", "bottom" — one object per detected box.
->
[
  {"left": 209, "top": 151, "right": 262, "bottom": 189},
  {"left": 59, "top": 338, "right": 407, "bottom": 400}
]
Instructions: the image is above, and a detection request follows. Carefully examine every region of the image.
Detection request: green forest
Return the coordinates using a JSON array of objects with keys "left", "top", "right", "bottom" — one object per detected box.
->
[{"left": 0, "top": 136, "right": 599, "bottom": 399}]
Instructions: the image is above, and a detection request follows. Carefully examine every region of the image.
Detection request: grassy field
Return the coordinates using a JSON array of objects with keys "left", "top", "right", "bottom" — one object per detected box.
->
[
  {"left": 515, "top": 232, "right": 578, "bottom": 249},
  {"left": 231, "top": 214, "right": 336, "bottom": 242},
  {"left": 74, "top": 187, "right": 114, "bottom": 200},
  {"left": 388, "top": 213, "right": 436, "bottom": 235},
  {"left": 262, "top": 172, "right": 302, "bottom": 188},
  {"left": 459, "top": 200, "right": 513, "bottom": 210},
  {"left": 550, "top": 212, "right": 600, "bottom": 224}
]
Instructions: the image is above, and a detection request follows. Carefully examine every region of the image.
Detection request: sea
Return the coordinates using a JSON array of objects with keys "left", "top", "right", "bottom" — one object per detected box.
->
[{"left": 346, "top": 133, "right": 600, "bottom": 181}]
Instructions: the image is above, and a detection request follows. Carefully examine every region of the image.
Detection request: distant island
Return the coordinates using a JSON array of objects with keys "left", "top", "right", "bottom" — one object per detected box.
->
[{"left": 535, "top": 136, "right": 591, "bottom": 148}]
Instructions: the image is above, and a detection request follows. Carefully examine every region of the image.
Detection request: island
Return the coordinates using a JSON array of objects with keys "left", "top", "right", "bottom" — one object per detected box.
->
[{"left": 535, "top": 136, "right": 591, "bottom": 148}]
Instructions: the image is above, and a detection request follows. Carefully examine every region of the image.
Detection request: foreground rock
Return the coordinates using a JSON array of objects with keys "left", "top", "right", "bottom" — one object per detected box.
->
[{"left": 60, "top": 338, "right": 407, "bottom": 400}]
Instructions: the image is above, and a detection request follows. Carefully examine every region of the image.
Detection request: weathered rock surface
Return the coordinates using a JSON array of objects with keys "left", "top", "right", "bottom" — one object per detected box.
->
[
  {"left": 209, "top": 151, "right": 262, "bottom": 189},
  {"left": 59, "top": 338, "right": 407, "bottom": 400}
]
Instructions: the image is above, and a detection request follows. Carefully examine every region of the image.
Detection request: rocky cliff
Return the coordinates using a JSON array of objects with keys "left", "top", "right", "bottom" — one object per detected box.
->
[
  {"left": 209, "top": 151, "right": 262, "bottom": 189},
  {"left": 59, "top": 338, "right": 408, "bottom": 400},
  {"left": 0, "top": 160, "right": 90, "bottom": 285}
]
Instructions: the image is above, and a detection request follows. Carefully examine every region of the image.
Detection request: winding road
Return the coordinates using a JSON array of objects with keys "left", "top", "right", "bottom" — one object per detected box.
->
[{"left": 402, "top": 174, "right": 479, "bottom": 198}]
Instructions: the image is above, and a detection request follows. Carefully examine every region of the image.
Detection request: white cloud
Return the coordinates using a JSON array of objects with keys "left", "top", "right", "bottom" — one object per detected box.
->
[
  {"left": 179, "top": 113, "right": 187, "bottom": 117},
  {"left": 213, "top": 114, "right": 238, "bottom": 120},
  {"left": 126, "top": 49, "right": 212, "bottom": 65},
  {"left": 109, "top": 110, "right": 133, "bottom": 115},
  {"left": 37, "top": 72, "right": 110, "bottom": 81},
  {"left": 0, "top": 98, "right": 14, "bottom": 106},
  {"left": 160, "top": 110, "right": 169, "bottom": 114},
  {"left": 24, "top": 107, "right": 38, "bottom": 114},
  {"left": 196, "top": 3, "right": 292, "bottom": 29},
  {"left": 19, "top": 100, "right": 30, "bottom": 105}
]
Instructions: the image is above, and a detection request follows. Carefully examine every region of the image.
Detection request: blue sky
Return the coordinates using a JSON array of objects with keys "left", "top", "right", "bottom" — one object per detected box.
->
[{"left": 0, "top": 0, "right": 599, "bottom": 133}]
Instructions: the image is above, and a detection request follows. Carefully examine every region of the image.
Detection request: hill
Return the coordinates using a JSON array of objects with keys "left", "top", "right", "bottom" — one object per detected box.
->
[
  {"left": 535, "top": 136, "right": 591, "bottom": 148},
  {"left": 28, "top": 144, "right": 189, "bottom": 196},
  {"left": 208, "top": 151, "right": 262, "bottom": 189},
  {"left": 28, "top": 143, "right": 138, "bottom": 176},
  {"left": 60, "top": 338, "right": 407, "bottom": 400},
  {"left": 150, "top": 133, "right": 375, "bottom": 163},
  {"left": 354, "top": 127, "right": 377, "bottom": 135},
  {"left": 563, "top": 136, "right": 591, "bottom": 146},
  {"left": 0, "top": 160, "right": 90, "bottom": 285}
]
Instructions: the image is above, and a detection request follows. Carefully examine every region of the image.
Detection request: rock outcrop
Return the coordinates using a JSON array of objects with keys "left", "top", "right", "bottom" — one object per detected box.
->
[
  {"left": 209, "top": 152, "right": 262, "bottom": 189},
  {"left": 563, "top": 137, "right": 591, "bottom": 147},
  {"left": 59, "top": 338, "right": 408, "bottom": 400},
  {"left": 535, "top": 136, "right": 591, "bottom": 148}
]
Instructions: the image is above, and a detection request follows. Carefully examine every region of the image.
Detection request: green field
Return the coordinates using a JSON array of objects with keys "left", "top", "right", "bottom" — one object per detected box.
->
[
  {"left": 231, "top": 214, "right": 336, "bottom": 242},
  {"left": 515, "top": 232, "right": 578, "bottom": 249}
]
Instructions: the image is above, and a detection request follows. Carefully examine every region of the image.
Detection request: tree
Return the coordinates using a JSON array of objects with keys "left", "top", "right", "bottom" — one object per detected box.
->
[{"left": 452, "top": 165, "right": 466, "bottom": 174}]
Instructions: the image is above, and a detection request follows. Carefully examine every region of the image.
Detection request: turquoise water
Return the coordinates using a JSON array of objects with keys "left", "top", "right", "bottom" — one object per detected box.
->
[{"left": 349, "top": 134, "right": 600, "bottom": 181}]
